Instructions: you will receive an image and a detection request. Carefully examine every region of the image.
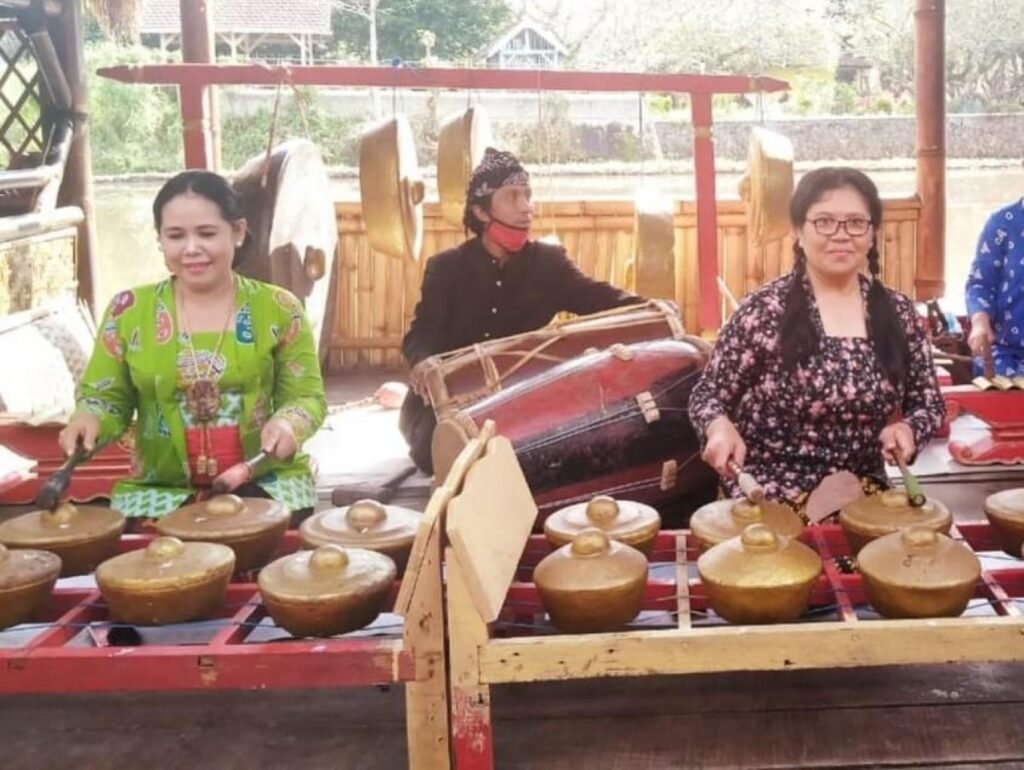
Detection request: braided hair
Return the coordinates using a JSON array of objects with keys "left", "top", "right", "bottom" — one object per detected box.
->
[{"left": 779, "top": 167, "right": 908, "bottom": 386}]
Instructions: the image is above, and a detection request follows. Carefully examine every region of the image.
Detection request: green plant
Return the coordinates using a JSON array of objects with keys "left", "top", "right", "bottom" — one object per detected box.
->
[{"left": 86, "top": 42, "right": 181, "bottom": 173}]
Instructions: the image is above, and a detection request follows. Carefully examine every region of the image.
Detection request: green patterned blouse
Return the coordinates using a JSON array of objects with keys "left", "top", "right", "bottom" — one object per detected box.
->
[{"left": 75, "top": 274, "right": 327, "bottom": 518}]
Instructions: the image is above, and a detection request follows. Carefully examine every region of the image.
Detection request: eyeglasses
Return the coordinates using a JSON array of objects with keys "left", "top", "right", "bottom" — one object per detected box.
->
[{"left": 808, "top": 216, "right": 873, "bottom": 237}]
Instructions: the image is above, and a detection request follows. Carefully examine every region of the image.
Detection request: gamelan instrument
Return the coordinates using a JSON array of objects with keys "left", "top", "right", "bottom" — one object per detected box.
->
[
  {"left": 358, "top": 114, "right": 424, "bottom": 262},
  {"left": 697, "top": 523, "right": 822, "bottom": 624},
  {"left": 155, "top": 494, "right": 290, "bottom": 573},
  {"left": 437, "top": 106, "right": 492, "bottom": 228},
  {"left": 258, "top": 544, "right": 396, "bottom": 638},
  {"left": 857, "top": 527, "right": 981, "bottom": 619},
  {"left": 413, "top": 300, "right": 687, "bottom": 419},
  {"left": 233, "top": 139, "right": 339, "bottom": 361},
  {"left": 431, "top": 338, "right": 717, "bottom": 522},
  {"left": 0, "top": 501, "right": 124, "bottom": 577},
  {"left": 839, "top": 489, "right": 952, "bottom": 554}
]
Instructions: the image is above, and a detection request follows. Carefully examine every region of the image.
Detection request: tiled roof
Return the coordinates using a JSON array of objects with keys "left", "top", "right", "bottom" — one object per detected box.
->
[{"left": 140, "top": 0, "right": 332, "bottom": 35}]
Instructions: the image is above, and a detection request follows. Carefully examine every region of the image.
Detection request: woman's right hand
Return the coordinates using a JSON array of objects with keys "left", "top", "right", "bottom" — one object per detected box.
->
[
  {"left": 701, "top": 416, "right": 747, "bottom": 477},
  {"left": 967, "top": 312, "right": 994, "bottom": 357},
  {"left": 58, "top": 413, "right": 101, "bottom": 456}
]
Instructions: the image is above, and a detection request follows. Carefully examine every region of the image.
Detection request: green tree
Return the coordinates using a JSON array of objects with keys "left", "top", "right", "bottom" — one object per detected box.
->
[
  {"left": 86, "top": 43, "right": 182, "bottom": 174},
  {"left": 334, "top": 0, "right": 513, "bottom": 63}
]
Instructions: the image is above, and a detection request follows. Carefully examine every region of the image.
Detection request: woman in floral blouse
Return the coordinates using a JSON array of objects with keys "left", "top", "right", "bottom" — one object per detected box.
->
[
  {"left": 688, "top": 167, "right": 945, "bottom": 514},
  {"left": 59, "top": 171, "right": 326, "bottom": 524}
]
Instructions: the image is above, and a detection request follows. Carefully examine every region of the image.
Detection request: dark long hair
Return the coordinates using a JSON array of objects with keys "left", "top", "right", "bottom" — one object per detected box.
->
[
  {"left": 153, "top": 170, "right": 247, "bottom": 266},
  {"left": 779, "top": 167, "right": 908, "bottom": 386}
]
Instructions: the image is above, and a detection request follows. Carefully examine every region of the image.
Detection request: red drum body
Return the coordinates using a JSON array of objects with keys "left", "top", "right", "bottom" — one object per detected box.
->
[
  {"left": 431, "top": 338, "right": 717, "bottom": 523},
  {"left": 413, "top": 301, "right": 685, "bottom": 418}
]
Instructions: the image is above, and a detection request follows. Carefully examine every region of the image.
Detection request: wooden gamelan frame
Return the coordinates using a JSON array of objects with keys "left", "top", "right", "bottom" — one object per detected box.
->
[{"left": 442, "top": 432, "right": 1024, "bottom": 769}]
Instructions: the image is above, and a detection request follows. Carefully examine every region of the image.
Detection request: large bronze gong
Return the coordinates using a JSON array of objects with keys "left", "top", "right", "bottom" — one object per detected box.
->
[
  {"left": 437, "top": 106, "right": 492, "bottom": 228},
  {"left": 359, "top": 114, "right": 425, "bottom": 262},
  {"left": 631, "top": 190, "right": 676, "bottom": 300},
  {"left": 740, "top": 127, "right": 794, "bottom": 248},
  {"left": 233, "top": 139, "right": 339, "bottom": 361}
]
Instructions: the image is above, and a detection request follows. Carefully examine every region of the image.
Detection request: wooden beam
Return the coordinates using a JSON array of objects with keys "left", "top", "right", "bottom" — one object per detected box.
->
[
  {"left": 97, "top": 64, "right": 789, "bottom": 96},
  {"left": 914, "top": 0, "right": 945, "bottom": 300},
  {"left": 691, "top": 92, "right": 721, "bottom": 333},
  {"left": 49, "top": 0, "right": 97, "bottom": 315},
  {"left": 178, "top": 0, "right": 220, "bottom": 170},
  {"left": 476, "top": 616, "right": 1024, "bottom": 684}
]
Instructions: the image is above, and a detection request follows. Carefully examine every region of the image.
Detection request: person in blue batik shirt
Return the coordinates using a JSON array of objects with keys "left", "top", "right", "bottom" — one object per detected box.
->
[{"left": 965, "top": 197, "right": 1024, "bottom": 376}]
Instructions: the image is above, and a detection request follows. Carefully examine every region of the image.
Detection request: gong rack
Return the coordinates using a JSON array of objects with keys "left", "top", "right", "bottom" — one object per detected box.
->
[
  {"left": 0, "top": 437, "right": 491, "bottom": 770},
  {"left": 442, "top": 434, "right": 1024, "bottom": 769}
]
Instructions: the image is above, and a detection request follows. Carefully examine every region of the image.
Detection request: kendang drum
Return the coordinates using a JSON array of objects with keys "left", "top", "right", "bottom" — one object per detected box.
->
[
  {"left": 431, "top": 338, "right": 716, "bottom": 522},
  {"left": 413, "top": 300, "right": 686, "bottom": 419}
]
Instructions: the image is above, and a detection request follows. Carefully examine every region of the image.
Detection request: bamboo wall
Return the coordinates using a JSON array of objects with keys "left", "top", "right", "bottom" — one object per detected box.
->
[{"left": 327, "top": 196, "right": 922, "bottom": 372}]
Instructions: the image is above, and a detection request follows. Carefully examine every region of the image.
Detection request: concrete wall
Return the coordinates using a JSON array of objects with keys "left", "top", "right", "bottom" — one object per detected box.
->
[{"left": 219, "top": 88, "right": 1024, "bottom": 161}]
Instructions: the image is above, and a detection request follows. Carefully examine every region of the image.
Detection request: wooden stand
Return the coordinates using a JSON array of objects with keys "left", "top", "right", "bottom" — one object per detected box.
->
[{"left": 443, "top": 439, "right": 1024, "bottom": 769}]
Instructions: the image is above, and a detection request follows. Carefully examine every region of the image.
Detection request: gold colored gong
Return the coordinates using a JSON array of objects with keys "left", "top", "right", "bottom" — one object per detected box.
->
[
  {"left": 631, "top": 189, "right": 676, "bottom": 300},
  {"left": 740, "top": 127, "right": 794, "bottom": 248},
  {"left": 359, "top": 114, "right": 425, "bottom": 262},
  {"left": 437, "top": 106, "right": 493, "bottom": 227}
]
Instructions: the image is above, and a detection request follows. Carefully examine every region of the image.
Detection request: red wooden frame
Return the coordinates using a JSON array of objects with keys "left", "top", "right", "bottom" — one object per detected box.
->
[
  {"left": 97, "top": 63, "right": 790, "bottom": 333},
  {"left": 449, "top": 521, "right": 1024, "bottom": 768},
  {"left": 0, "top": 422, "right": 133, "bottom": 505},
  {"left": 0, "top": 532, "right": 413, "bottom": 694},
  {"left": 943, "top": 386, "right": 1024, "bottom": 465}
]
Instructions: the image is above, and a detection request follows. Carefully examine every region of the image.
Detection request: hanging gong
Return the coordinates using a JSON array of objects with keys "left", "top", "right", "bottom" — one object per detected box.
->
[
  {"left": 437, "top": 106, "right": 493, "bottom": 228},
  {"left": 233, "top": 139, "right": 339, "bottom": 362},
  {"left": 631, "top": 190, "right": 676, "bottom": 300},
  {"left": 741, "top": 127, "right": 794, "bottom": 248},
  {"left": 359, "top": 115, "right": 425, "bottom": 262}
]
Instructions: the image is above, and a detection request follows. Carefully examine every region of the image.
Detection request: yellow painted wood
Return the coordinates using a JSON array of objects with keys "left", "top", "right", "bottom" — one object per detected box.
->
[
  {"left": 475, "top": 616, "right": 1024, "bottom": 684},
  {"left": 446, "top": 435, "right": 537, "bottom": 623}
]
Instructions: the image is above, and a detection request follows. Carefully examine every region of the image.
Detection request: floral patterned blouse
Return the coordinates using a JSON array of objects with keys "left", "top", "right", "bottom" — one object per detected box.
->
[{"left": 688, "top": 273, "right": 945, "bottom": 507}]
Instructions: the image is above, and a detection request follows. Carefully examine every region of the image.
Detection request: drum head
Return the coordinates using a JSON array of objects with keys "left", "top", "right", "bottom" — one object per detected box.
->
[
  {"left": 359, "top": 115, "right": 424, "bottom": 262},
  {"left": 744, "top": 127, "right": 794, "bottom": 247},
  {"left": 233, "top": 139, "right": 339, "bottom": 361},
  {"left": 437, "top": 106, "right": 492, "bottom": 228}
]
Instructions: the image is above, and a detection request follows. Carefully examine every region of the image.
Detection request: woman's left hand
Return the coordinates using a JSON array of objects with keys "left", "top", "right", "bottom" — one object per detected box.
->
[
  {"left": 261, "top": 417, "right": 298, "bottom": 460},
  {"left": 879, "top": 421, "right": 916, "bottom": 465}
]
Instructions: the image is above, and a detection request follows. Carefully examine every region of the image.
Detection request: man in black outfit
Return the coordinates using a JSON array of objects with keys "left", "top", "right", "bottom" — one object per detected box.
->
[{"left": 400, "top": 148, "right": 641, "bottom": 473}]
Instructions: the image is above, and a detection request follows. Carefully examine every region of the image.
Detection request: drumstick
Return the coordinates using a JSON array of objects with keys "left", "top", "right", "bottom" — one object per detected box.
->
[
  {"left": 211, "top": 451, "right": 269, "bottom": 494},
  {"left": 894, "top": 455, "right": 926, "bottom": 508},
  {"left": 726, "top": 459, "right": 765, "bottom": 503},
  {"left": 716, "top": 277, "right": 740, "bottom": 314},
  {"left": 982, "top": 344, "right": 995, "bottom": 380}
]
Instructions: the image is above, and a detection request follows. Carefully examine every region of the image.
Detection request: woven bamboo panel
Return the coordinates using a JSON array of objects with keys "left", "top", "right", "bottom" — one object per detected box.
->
[{"left": 326, "top": 197, "right": 922, "bottom": 372}]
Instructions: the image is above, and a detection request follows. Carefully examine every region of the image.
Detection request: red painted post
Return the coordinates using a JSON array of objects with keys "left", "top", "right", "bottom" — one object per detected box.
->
[
  {"left": 691, "top": 92, "right": 721, "bottom": 333},
  {"left": 180, "top": 82, "right": 211, "bottom": 169},
  {"left": 914, "top": 0, "right": 945, "bottom": 300}
]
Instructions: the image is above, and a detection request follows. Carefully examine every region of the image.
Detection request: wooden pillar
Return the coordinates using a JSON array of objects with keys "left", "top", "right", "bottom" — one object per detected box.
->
[
  {"left": 914, "top": 0, "right": 945, "bottom": 299},
  {"left": 179, "top": 0, "right": 221, "bottom": 170},
  {"left": 50, "top": 0, "right": 97, "bottom": 314},
  {"left": 691, "top": 92, "right": 721, "bottom": 333}
]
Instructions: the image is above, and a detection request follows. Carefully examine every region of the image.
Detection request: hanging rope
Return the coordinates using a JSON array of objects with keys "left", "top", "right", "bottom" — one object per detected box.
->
[{"left": 260, "top": 76, "right": 286, "bottom": 189}]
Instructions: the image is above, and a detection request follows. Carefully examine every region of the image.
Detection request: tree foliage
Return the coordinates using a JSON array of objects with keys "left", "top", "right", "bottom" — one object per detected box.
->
[{"left": 333, "top": 0, "right": 513, "bottom": 63}]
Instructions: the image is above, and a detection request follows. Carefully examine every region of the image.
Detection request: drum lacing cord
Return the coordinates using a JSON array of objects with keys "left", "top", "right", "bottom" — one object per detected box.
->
[
  {"left": 492, "top": 310, "right": 688, "bottom": 387},
  {"left": 513, "top": 367, "right": 704, "bottom": 455},
  {"left": 483, "top": 336, "right": 700, "bottom": 405}
]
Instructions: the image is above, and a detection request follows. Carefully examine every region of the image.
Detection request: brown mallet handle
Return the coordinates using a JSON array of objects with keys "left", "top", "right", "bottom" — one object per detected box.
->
[{"left": 727, "top": 459, "right": 765, "bottom": 503}]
